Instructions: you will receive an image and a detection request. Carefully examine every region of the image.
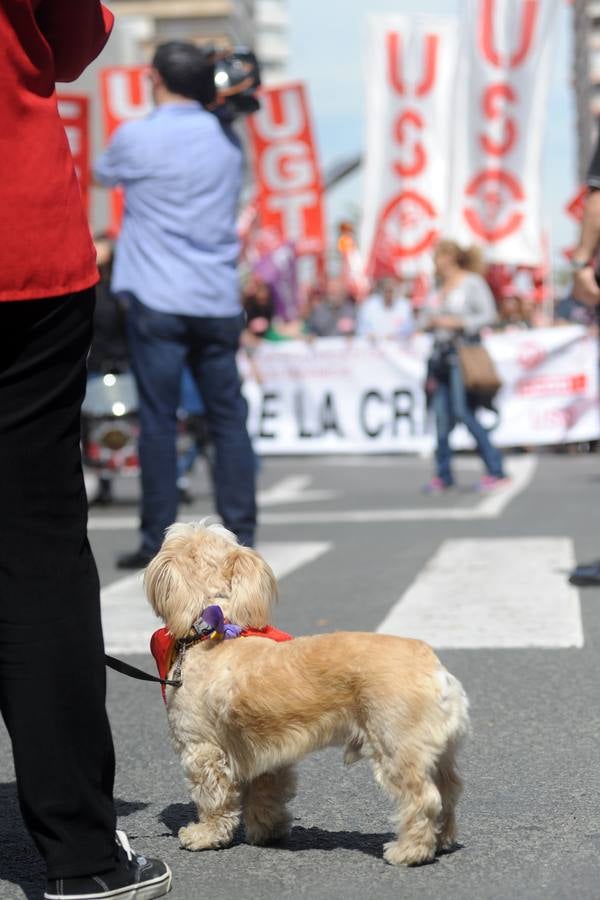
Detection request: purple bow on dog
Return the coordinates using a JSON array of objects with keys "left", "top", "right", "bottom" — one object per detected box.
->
[{"left": 200, "top": 605, "right": 243, "bottom": 640}]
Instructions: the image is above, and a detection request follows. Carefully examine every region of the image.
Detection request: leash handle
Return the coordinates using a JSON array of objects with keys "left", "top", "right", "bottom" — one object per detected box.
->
[{"left": 105, "top": 654, "right": 181, "bottom": 687}]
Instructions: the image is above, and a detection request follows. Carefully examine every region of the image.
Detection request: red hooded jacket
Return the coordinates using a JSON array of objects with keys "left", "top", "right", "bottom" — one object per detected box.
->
[{"left": 0, "top": 1, "right": 114, "bottom": 301}]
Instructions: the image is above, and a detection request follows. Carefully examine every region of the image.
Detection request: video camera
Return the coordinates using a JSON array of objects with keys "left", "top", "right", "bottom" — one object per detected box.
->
[{"left": 211, "top": 47, "right": 262, "bottom": 122}]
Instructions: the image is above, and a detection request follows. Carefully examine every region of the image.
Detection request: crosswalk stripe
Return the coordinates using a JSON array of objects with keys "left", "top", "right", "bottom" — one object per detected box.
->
[
  {"left": 377, "top": 537, "right": 583, "bottom": 649},
  {"left": 88, "top": 456, "right": 537, "bottom": 530},
  {"left": 101, "top": 541, "right": 331, "bottom": 654}
]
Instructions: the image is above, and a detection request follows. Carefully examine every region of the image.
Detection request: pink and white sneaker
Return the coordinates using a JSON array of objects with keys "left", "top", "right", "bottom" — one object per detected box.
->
[
  {"left": 477, "top": 475, "right": 511, "bottom": 492},
  {"left": 421, "top": 477, "right": 453, "bottom": 494}
]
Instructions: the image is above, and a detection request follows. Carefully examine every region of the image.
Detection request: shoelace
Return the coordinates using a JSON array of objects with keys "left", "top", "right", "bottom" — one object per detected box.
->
[{"left": 115, "top": 830, "right": 147, "bottom": 867}]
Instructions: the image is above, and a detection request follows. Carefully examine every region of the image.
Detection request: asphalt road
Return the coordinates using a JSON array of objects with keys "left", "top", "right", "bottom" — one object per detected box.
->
[{"left": 2, "top": 449, "right": 600, "bottom": 900}]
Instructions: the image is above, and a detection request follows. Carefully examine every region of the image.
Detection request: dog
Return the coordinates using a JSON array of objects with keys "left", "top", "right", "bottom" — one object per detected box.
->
[{"left": 144, "top": 520, "right": 470, "bottom": 866}]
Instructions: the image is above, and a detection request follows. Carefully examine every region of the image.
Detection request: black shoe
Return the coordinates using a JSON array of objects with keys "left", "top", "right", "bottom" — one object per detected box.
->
[
  {"left": 569, "top": 560, "right": 600, "bottom": 587},
  {"left": 116, "top": 549, "right": 155, "bottom": 570},
  {"left": 91, "top": 477, "right": 114, "bottom": 507},
  {"left": 45, "top": 830, "right": 172, "bottom": 899},
  {"left": 178, "top": 487, "right": 195, "bottom": 504}
]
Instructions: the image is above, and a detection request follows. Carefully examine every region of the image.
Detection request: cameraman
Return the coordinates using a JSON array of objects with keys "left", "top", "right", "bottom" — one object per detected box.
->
[{"left": 94, "top": 41, "right": 256, "bottom": 568}]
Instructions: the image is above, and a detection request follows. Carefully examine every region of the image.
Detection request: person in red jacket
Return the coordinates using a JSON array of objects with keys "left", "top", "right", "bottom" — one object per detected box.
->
[{"left": 0, "top": 3, "right": 171, "bottom": 898}]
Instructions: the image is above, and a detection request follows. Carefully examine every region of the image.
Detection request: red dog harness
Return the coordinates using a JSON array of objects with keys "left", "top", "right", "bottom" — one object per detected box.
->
[{"left": 150, "top": 623, "right": 293, "bottom": 704}]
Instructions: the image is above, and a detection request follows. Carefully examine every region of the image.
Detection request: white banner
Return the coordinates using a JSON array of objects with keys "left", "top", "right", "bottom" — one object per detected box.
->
[
  {"left": 239, "top": 328, "right": 600, "bottom": 454},
  {"left": 360, "top": 15, "right": 459, "bottom": 278},
  {"left": 448, "top": 0, "right": 560, "bottom": 265}
]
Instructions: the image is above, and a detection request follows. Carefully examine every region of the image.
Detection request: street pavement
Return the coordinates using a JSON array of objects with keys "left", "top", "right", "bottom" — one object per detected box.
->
[{"left": 1, "top": 450, "right": 600, "bottom": 899}]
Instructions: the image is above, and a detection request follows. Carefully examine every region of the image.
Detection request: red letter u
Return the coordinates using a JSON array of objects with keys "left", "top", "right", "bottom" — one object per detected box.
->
[
  {"left": 478, "top": 0, "right": 538, "bottom": 69},
  {"left": 387, "top": 32, "right": 439, "bottom": 97}
]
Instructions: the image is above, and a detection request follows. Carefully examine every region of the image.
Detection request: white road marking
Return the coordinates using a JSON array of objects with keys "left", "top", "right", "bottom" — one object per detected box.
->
[
  {"left": 260, "top": 455, "right": 537, "bottom": 525},
  {"left": 101, "top": 541, "right": 331, "bottom": 654},
  {"left": 475, "top": 456, "right": 537, "bottom": 518},
  {"left": 377, "top": 537, "right": 583, "bottom": 649},
  {"left": 314, "top": 456, "right": 484, "bottom": 469},
  {"left": 258, "top": 475, "right": 337, "bottom": 506},
  {"left": 88, "top": 456, "right": 537, "bottom": 530}
]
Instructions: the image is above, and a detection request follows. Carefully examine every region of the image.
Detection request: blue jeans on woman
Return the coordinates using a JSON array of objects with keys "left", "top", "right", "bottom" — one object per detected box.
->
[
  {"left": 127, "top": 295, "right": 256, "bottom": 554},
  {"left": 433, "top": 359, "right": 504, "bottom": 486}
]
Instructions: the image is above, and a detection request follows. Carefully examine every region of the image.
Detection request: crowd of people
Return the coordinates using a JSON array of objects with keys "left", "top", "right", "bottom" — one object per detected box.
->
[{"left": 239, "top": 261, "right": 598, "bottom": 348}]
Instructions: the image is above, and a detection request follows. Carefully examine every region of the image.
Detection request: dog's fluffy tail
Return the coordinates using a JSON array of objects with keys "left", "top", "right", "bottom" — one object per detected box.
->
[{"left": 435, "top": 666, "right": 470, "bottom": 748}]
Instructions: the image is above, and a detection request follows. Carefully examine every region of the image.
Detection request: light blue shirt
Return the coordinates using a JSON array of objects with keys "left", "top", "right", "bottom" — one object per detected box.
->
[{"left": 94, "top": 103, "right": 243, "bottom": 317}]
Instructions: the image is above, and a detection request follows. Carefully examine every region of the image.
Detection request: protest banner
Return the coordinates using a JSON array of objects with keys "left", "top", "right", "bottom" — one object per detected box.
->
[
  {"left": 360, "top": 14, "right": 459, "bottom": 278},
  {"left": 246, "top": 82, "right": 326, "bottom": 256},
  {"left": 448, "top": 0, "right": 561, "bottom": 265},
  {"left": 238, "top": 328, "right": 600, "bottom": 454},
  {"left": 57, "top": 95, "right": 91, "bottom": 214},
  {"left": 99, "top": 66, "right": 152, "bottom": 231}
]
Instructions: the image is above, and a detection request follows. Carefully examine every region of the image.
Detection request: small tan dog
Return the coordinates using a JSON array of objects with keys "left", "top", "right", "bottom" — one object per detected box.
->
[{"left": 144, "top": 521, "right": 470, "bottom": 866}]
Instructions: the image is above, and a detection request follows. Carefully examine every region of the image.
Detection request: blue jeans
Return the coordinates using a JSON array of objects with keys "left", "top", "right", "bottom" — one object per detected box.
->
[
  {"left": 432, "top": 360, "right": 504, "bottom": 485},
  {"left": 127, "top": 296, "right": 256, "bottom": 553}
]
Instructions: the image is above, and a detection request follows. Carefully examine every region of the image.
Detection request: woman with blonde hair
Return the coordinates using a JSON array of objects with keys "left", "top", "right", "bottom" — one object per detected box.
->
[{"left": 420, "top": 240, "right": 507, "bottom": 492}]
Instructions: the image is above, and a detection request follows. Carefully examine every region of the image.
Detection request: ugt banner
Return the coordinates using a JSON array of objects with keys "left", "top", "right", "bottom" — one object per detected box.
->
[
  {"left": 448, "top": 0, "right": 560, "bottom": 266},
  {"left": 246, "top": 83, "right": 326, "bottom": 256},
  {"left": 360, "top": 15, "right": 459, "bottom": 278},
  {"left": 57, "top": 95, "right": 91, "bottom": 215},
  {"left": 100, "top": 67, "right": 152, "bottom": 231}
]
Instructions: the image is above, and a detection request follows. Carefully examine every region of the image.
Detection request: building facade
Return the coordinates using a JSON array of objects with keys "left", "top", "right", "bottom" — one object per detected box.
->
[
  {"left": 105, "top": 0, "right": 256, "bottom": 54},
  {"left": 574, "top": 0, "right": 598, "bottom": 180},
  {"left": 254, "top": 0, "right": 289, "bottom": 84}
]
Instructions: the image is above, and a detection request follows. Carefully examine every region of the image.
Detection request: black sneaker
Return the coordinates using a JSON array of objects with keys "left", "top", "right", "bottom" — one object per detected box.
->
[
  {"left": 569, "top": 559, "right": 600, "bottom": 586},
  {"left": 44, "top": 830, "right": 172, "bottom": 900}
]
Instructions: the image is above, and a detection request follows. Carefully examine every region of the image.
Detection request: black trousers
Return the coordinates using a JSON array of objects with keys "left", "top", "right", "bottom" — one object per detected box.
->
[{"left": 0, "top": 290, "right": 117, "bottom": 878}]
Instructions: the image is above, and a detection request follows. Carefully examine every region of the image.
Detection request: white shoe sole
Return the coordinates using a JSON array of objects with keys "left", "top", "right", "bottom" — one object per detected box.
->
[{"left": 44, "top": 865, "right": 172, "bottom": 900}]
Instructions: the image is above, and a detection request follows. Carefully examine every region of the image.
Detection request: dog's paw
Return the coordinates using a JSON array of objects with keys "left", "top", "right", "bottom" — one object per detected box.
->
[
  {"left": 178, "top": 823, "right": 231, "bottom": 851},
  {"left": 383, "top": 839, "right": 436, "bottom": 867}
]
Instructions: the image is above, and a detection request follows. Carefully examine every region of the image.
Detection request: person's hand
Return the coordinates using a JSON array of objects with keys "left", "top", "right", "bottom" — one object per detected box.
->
[
  {"left": 240, "top": 329, "right": 260, "bottom": 349},
  {"left": 573, "top": 266, "right": 600, "bottom": 306}
]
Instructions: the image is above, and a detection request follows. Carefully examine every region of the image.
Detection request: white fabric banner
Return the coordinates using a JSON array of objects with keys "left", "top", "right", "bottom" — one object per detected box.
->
[
  {"left": 239, "top": 328, "right": 600, "bottom": 454},
  {"left": 360, "top": 15, "right": 459, "bottom": 277},
  {"left": 448, "top": 0, "right": 560, "bottom": 265}
]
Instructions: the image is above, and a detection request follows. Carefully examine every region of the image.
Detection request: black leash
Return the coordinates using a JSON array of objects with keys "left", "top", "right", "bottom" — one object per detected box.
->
[{"left": 105, "top": 654, "right": 181, "bottom": 688}]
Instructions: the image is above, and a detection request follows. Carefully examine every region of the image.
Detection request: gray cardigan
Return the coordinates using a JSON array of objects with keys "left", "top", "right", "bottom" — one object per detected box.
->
[{"left": 420, "top": 273, "right": 498, "bottom": 341}]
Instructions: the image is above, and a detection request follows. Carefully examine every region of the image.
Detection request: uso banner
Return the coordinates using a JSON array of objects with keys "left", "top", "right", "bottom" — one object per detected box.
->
[
  {"left": 100, "top": 67, "right": 152, "bottom": 231},
  {"left": 360, "top": 15, "right": 459, "bottom": 278},
  {"left": 239, "top": 328, "right": 599, "bottom": 454},
  {"left": 246, "top": 83, "right": 326, "bottom": 256},
  {"left": 57, "top": 95, "right": 91, "bottom": 215},
  {"left": 448, "top": 0, "right": 560, "bottom": 265}
]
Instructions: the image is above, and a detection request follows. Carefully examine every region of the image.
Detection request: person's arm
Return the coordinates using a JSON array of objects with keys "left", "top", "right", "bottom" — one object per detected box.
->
[
  {"left": 355, "top": 301, "right": 370, "bottom": 337},
  {"left": 35, "top": 0, "right": 114, "bottom": 83},
  {"left": 398, "top": 299, "right": 415, "bottom": 338},
  {"left": 94, "top": 123, "right": 148, "bottom": 188},
  {"left": 460, "top": 276, "right": 498, "bottom": 335},
  {"left": 572, "top": 191, "right": 600, "bottom": 305}
]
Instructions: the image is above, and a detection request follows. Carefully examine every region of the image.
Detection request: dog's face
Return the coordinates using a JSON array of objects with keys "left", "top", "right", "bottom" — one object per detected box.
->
[{"left": 144, "top": 521, "right": 278, "bottom": 638}]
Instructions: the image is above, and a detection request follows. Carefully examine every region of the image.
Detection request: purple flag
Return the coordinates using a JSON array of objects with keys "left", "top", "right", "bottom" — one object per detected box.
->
[{"left": 254, "top": 241, "right": 299, "bottom": 322}]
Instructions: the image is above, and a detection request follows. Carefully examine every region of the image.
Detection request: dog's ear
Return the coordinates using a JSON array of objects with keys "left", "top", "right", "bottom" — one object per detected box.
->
[
  {"left": 144, "top": 552, "right": 200, "bottom": 639},
  {"left": 223, "top": 547, "right": 277, "bottom": 629}
]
